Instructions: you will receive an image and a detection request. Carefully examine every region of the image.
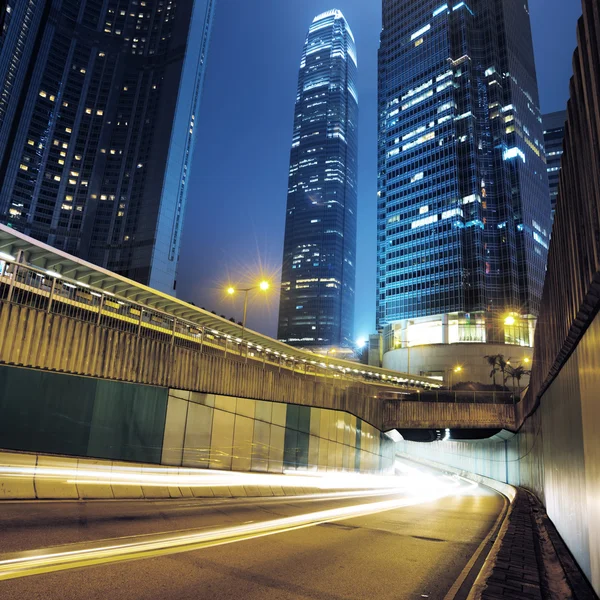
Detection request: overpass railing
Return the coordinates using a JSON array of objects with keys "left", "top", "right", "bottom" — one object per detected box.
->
[{"left": 0, "top": 259, "right": 436, "bottom": 392}]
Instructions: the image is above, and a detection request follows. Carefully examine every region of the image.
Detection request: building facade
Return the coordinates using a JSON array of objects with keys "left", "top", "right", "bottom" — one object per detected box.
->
[
  {"left": 543, "top": 111, "right": 567, "bottom": 223},
  {"left": 0, "top": 0, "right": 215, "bottom": 294},
  {"left": 376, "top": 0, "right": 551, "bottom": 365},
  {"left": 278, "top": 10, "right": 358, "bottom": 348}
]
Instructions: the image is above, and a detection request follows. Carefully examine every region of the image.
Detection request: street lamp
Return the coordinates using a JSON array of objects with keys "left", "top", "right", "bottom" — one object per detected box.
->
[
  {"left": 449, "top": 365, "right": 462, "bottom": 390},
  {"left": 226, "top": 280, "right": 270, "bottom": 345}
]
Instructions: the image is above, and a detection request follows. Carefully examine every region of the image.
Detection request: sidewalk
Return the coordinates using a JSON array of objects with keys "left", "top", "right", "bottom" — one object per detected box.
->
[{"left": 479, "top": 490, "right": 596, "bottom": 600}]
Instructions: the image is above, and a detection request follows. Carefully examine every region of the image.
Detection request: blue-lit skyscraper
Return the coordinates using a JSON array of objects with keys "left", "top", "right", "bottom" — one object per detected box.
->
[
  {"left": 543, "top": 111, "right": 567, "bottom": 223},
  {"left": 0, "top": 0, "right": 215, "bottom": 294},
  {"left": 278, "top": 10, "right": 358, "bottom": 348},
  {"left": 377, "top": 0, "right": 551, "bottom": 352}
]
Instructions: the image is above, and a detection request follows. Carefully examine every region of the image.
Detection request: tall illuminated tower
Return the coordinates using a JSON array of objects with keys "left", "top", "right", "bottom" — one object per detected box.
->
[
  {"left": 278, "top": 10, "right": 358, "bottom": 348},
  {"left": 0, "top": 0, "right": 215, "bottom": 294},
  {"left": 543, "top": 111, "right": 567, "bottom": 223},
  {"left": 377, "top": 0, "right": 551, "bottom": 360}
]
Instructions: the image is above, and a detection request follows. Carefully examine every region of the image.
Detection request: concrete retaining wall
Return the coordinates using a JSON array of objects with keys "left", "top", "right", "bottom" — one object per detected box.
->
[
  {"left": 0, "top": 363, "right": 394, "bottom": 475},
  {"left": 162, "top": 390, "right": 393, "bottom": 474}
]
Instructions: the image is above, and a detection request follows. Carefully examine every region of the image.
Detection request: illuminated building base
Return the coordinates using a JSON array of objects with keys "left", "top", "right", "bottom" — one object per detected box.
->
[
  {"left": 385, "top": 312, "right": 536, "bottom": 348},
  {"left": 380, "top": 312, "right": 535, "bottom": 387}
]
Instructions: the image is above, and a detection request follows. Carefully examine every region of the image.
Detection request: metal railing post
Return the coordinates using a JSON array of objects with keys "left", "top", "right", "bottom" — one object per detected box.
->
[
  {"left": 6, "top": 264, "right": 16, "bottom": 303},
  {"left": 199, "top": 328, "right": 204, "bottom": 353},
  {"left": 47, "top": 277, "right": 57, "bottom": 313},
  {"left": 171, "top": 317, "right": 177, "bottom": 346},
  {"left": 6, "top": 250, "right": 23, "bottom": 303},
  {"left": 96, "top": 294, "right": 105, "bottom": 325},
  {"left": 137, "top": 308, "right": 144, "bottom": 337}
]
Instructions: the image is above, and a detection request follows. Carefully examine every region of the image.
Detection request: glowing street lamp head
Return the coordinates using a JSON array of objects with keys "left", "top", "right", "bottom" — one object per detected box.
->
[
  {"left": 227, "top": 286, "right": 235, "bottom": 296},
  {"left": 504, "top": 315, "right": 516, "bottom": 326},
  {"left": 524, "top": 357, "right": 530, "bottom": 364},
  {"left": 259, "top": 280, "right": 270, "bottom": 291},
  {"left": 454, "top": 366, "right": 462, "bottom": 373}
]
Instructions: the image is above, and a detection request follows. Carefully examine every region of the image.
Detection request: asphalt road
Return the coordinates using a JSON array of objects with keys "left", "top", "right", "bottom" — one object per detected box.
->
[{"left": 0, "top": 463, "right": 505, "bottom": 600}]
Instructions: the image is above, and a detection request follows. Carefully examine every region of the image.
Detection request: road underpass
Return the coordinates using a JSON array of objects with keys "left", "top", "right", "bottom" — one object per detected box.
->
[{"left": 0, "top": 458, "right": 505, "bottom": 600}]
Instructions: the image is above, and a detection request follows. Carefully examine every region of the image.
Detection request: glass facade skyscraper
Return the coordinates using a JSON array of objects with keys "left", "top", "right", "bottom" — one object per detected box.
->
[
  {"left": 278, "top": 10, "right": 358, "bottom": 348},
  {"left": 543, "top": 111, "right": 567, "bottom": 223},
  {"left": 0, "top": 0, "right": 215, "bottom": 294},
  {"left": 377, "top": 0, "right": 551, "bottom": 349}
]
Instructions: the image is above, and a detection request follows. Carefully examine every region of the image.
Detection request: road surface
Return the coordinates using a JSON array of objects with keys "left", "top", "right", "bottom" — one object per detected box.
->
[{"left": 0, "top": 460, "right": 505, "bottom": 599}]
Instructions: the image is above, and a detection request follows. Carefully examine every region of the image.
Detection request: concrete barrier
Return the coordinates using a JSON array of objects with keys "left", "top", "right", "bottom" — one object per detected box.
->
[
  {"left": 0, "top": 451, "right": 37, "bottom": 499},
  {"left": 76, "top": 459, "right": 115, "bottom": 500},
  {"left": 0, "top": 451, "right": 398, "bottom": 501}
]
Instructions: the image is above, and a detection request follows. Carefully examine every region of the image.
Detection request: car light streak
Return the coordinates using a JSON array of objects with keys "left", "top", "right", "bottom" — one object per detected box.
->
[
  {"left": 0, "top": 479, "right": 462, "bottom": 581},
  {"left": 0, "top": 462, "right": 419, "bottom": 491}
]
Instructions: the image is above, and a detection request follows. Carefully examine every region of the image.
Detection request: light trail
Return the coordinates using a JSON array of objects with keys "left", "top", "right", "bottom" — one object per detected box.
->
[
  {"left": 0, "top": 474, "right": 465, "bottom": 581},
  {"left": 0, "top": 461, "right": 417, "bottom": 492}
]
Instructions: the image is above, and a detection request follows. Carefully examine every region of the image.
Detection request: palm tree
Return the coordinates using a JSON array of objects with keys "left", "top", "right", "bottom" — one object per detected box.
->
[
  {"left": 497, "top": 355, "right": 512, "bottom": 389},
  {"left": 484, "top": 354, "right": 500, "bottom": 386},
  {"left": 511, "top": 365, "right": 531, "bottom": 397},
  {"left": 505, "top": 364, "right": 517, "bottom": 396}
]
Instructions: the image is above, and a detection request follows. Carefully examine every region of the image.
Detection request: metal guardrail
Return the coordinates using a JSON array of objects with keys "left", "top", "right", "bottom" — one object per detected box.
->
[{"left": 0, "top": 259, "right": 441, "bottom": 391}]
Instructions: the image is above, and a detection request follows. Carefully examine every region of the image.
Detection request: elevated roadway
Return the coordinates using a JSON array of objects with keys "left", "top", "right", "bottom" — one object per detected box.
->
[
  {"left": 0, "top": 223, "right": 436, "bottom": 391},
  {"left": 0, "top": 223, "right": 515, "bottom": 432}
]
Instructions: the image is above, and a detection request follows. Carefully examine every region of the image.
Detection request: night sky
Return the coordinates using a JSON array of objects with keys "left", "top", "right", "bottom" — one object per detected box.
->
[{"left": 177, "top": 0, "right": 582, "bottom": 340}]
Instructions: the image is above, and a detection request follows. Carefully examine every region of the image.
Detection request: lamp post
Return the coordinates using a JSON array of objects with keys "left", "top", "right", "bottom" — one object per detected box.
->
[
  {"left": 449, "top": 365, "right": 462, "bottom": 393},
  {"left": 226, "top": 281, "right": 270, "bottom": 352}
]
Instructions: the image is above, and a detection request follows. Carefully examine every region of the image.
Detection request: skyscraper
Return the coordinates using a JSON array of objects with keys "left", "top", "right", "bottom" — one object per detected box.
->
[
  {"left": 0, "top": 0, "right": 215, "bottom": 294},
  {"left": 277, "top": 10, "right": 358, "bottom": 348},
  {"left": 377, "top": 0, "right": 551, "bottom": 357},
  {"left": 543, "top": 111, "right": 567, "bottom": 223}
]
